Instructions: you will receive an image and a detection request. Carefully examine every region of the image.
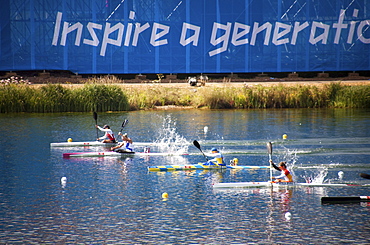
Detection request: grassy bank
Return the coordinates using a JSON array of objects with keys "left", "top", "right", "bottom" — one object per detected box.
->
[{"left": 1, "top": 78, "right": 369, "bottom": 113}]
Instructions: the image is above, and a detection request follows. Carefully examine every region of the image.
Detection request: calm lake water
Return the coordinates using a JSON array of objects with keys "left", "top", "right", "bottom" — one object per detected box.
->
[{"left": 0, "top": 109, "right": 370, "bottom": 244}]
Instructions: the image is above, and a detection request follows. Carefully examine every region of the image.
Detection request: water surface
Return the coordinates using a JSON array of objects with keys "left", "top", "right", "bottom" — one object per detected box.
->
[{"left": 0, "top": 109, "right": 369, "bottom": 244}]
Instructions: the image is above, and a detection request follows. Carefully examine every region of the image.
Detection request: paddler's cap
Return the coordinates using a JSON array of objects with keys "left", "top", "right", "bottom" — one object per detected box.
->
[
  {"left": 103, "top": 125, "right": 110, "bottom": 129},
  {"left": 211, "top": 148, "right": 218, "bottom": 152}
]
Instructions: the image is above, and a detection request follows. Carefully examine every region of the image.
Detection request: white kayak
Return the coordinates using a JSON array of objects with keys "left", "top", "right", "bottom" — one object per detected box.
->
[
  {"left": 63, "top": 151, "right": 188, "bottom": 158},
  {"left": 213, "top": 181, "right": 370, "bottom": 188},
  {"left": 148, "top": 164, "right": 270, "bottom": 171},
  {"left": 51, "top": 141, "right": 155, "bottom": 147}
]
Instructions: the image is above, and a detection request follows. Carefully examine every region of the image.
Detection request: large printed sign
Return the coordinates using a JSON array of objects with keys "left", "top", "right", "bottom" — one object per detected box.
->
[{"left": 1, "top": 0, "right": 369, "bottom": 74}]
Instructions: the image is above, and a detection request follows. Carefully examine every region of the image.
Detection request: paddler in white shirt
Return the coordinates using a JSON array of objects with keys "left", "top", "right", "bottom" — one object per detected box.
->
[
  {"left": 269, "top": 160, "right": 293, "bottom": 183},
  {"left": 111, "top": 132, "right": 134, "bottom": 153},
  {"left": 205, "top": 148, "right": 225, "bottom": 166},
  {"left": 96, "top": 124, "right": 116, "bottom": 143}
]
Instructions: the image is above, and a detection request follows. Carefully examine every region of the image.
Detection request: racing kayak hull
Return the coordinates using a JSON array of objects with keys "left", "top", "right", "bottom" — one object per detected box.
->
[
  {"left": 148, "top": 163, "right": 226, "bottom": 171},
  {"left": 213, "top": 181, "right": 370, "bottom": 188},
  {"left": 227, "top": 165, "right": 270, "bottom": 170},
  {"left": 148, "top": 164, "right": 269, "bottom": 171},
  {"left": 63, "top": 151, "right": 188, "bottom": 158},
  {"left": 51, "top": 141, "right": 154, "bottom": 147}
]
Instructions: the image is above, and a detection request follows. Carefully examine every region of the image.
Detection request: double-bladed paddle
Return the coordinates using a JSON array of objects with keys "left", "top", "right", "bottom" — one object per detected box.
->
[
  {"left": 119, "top": 119, "right": 129, "bottom": 133},
  {"left": 93, "top": 112, "right": 98, "bottom": 139},
  {"left": 193, "top": 140, "right": 209, "bottom": 161},
  {"left": 267, "top": 142, "right": 273, "bottom": 182}
]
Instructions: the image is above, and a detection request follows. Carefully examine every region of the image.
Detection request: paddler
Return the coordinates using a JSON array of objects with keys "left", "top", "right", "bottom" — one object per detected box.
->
[
  {"left": 110, "top": 132, "right": 134, "bottom": 153},
  {"left": 204, "top": 148, "right": 225, "bottom": 166},
  {"left": 269, "top": 160, "right": 293, "bottom": 183},
  {"left": 96, "top": 124, "right": 116, "bottom": 143}
]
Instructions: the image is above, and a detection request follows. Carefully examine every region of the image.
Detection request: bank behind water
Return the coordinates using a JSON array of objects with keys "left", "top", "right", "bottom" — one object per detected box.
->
[{"left": 1, "top": 81, "right": 370, "bottom": 113}]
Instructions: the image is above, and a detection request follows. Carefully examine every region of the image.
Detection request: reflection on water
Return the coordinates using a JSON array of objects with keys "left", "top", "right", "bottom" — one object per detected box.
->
[{"left": 0, "top": 109, "right": 369, "bottom": 244}]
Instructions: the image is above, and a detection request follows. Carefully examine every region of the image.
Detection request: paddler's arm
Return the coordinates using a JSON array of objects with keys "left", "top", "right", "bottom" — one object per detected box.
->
[
  {"left": 111, "top": 142, "right": 124, "bottom": 151},
  {"left": 96, "top": 126, "right": 111, "bottom": 132},
  {"left": 269, "top": 160, "right": 280, "bottom": 171}
]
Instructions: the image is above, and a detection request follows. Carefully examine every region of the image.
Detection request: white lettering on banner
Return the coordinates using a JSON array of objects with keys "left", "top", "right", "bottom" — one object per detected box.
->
[
  {"left": 61, "top": 22, "right": 83, "bottom": 46},
  {"left": 357, "top": 20, "right": 370, "bottom": 43},
  {"left": 347, "top": 9, "right": 359, "bottom": 44},
  {"left": 333, "top": 10, "right": 348, "bottom": 44},
  {"left": 231, "top": 22, "right": 250, "bottom": 46},
  {"left": 132, "top": 23, "right": 150, "bottom": 47},
  {"left": 52, "top": 8, "right": 370, "bottom": 57},
  {"left": 83, "top": 23, "right": 102, "bottom": 46},
  {"left": 309, "top": 22, "right": 330, "bottom": 45},
  {"left": 52, "top": 12, "right": 62, "bottom": 46},
  {"left": 100, "top": 23, "right": 124, "bottom": 56},
  {"left": 209, "top": 22, "right": 232, "bottom": 57},
  {"left": 291, "top": 22, "right": 309, "bottom": 45},
  {"left": 272, "top": 22, "right": 291, "bottom": 45},
  {"left": 250, "top": 22, "right": 272, "bottom": 46},
  {"left": 347, "top": 20, "right": 358, "bottom": 44},
  {"left": 124, "top": 23, "right": 133, "bottom": 46},
  {"left": 180, "top": 23, "right": 200, "bottom": 46},
  {"left": 150, "top": 23, "right": 170, "bottom": 46},
  {"left": 125, "top": 11, "right": 136, "bottom": 46}
]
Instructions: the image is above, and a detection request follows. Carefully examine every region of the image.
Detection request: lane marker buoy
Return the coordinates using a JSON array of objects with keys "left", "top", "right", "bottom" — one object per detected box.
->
[{"left": 162, "top": 192, "right": 168, "bottom": 199}]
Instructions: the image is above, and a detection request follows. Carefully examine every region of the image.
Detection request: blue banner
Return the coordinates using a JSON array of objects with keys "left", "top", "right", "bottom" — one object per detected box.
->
[{"left": 0, "top": 0, "right": 369, "bottom": 74}]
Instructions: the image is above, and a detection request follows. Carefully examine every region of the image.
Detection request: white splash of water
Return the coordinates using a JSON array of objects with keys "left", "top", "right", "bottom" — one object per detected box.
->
[
  {"left": 301, "top": 168, "right": 328, "bottom": 184},
  {"left": 280, "top": 147, "right": 330, "bottom": 184},
  {"left": 154, "top": 115, "right": 189, "bottom": 153}
]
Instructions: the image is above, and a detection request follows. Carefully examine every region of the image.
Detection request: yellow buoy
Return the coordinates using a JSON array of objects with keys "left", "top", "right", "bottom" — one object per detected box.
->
[
  {"left": 162, "top": 192, "right": 168, "bottom": 199},
  {"left": 282, "top": 134, "right": 288, "bottom": 140},
  {"left": 67, "top": 138, "right": 73, "bottom": 142}
]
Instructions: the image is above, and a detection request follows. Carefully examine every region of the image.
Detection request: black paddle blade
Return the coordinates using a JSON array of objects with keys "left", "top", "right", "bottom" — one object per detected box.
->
[
  {"left": 122, "top": 119, "right": 128, "bottom": 128},
  {"left": 93, "top": 112, "right": 98, "bottom": 121},
  {"left": 360, "top": 173, "right": 370, "bottom": 180},
  {"left": 193, "top": 140, "right": 201, "bottom": 149},
  {"left": 266, "top": 142, "right": 272, "bottom": 155}
]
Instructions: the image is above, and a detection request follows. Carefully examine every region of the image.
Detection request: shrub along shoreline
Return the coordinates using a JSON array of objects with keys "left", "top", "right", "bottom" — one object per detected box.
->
[{"left": 1, "top": 80, "right": 369, "bottom": 113}]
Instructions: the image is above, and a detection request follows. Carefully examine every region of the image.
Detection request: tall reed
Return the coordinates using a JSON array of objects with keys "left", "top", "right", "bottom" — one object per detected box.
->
[
  {"left": 0, "top": 84, "right": 32, "bottom": 113},
  {"left": 1, "top": 81, "right": 369, "bottom": 113},
  {"left": 124, "top": 86, "right": 193, "bottom": 110},
  {"left": 190, "top": 83, "right": 369, "bottom": 109},
  {"left": 0, "top": 83, "right": 129, "bottom": 113},
  {"left": 73, "top": 84, "right": 129, "bottom": 112}
]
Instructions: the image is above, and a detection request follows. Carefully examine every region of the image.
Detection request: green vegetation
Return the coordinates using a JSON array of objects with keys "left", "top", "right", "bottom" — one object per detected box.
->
[
  {"left": 0, "top": 82, "right": 129, "bottom": 113},
  {"left": 1, "top": 77, "right": 369, "bottom": 113}
]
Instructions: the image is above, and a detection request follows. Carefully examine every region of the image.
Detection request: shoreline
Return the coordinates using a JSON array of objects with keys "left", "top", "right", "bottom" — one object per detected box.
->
[
  {"left": 29, "top": 79, "right": 370, "bottom": 89},
  {"left": 3, "top": 77, "right": 369, "bottom": 113}
]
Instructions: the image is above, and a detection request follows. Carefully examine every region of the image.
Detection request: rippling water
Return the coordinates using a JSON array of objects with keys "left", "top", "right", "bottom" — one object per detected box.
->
[{"left": 0, "top": 109, "right": 369, "bottom": 244}]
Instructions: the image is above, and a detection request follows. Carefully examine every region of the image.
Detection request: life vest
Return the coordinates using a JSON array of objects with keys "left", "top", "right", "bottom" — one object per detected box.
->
[
  {"left": 283, "top": 169, "right": 293, "bottom": 182},
  {"left": 107, "top": 133, "right": 115, "bottom": 141}
]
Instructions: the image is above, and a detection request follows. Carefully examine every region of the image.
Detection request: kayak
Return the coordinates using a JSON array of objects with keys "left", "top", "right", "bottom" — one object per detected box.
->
[
  {"left": 148, "top": 164, "right": 270, "bottom": 171},
  {"left": 213, "top": 181, "right": 370, "bottom": 188},
  {"left": 51, "top": 141, "right": 116, "bottom": 147},
  {"left": 148, "top": 163, "right": 227, "bottom": 171},
  {"left": 63, "top": 151, "right": 188, "bottom": 158},
  {"left": 51, "top": 141, "right": 155, "bottom": 147},
  {"left": 227, "top": 165, "right": 270, "bottom": 170}
]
